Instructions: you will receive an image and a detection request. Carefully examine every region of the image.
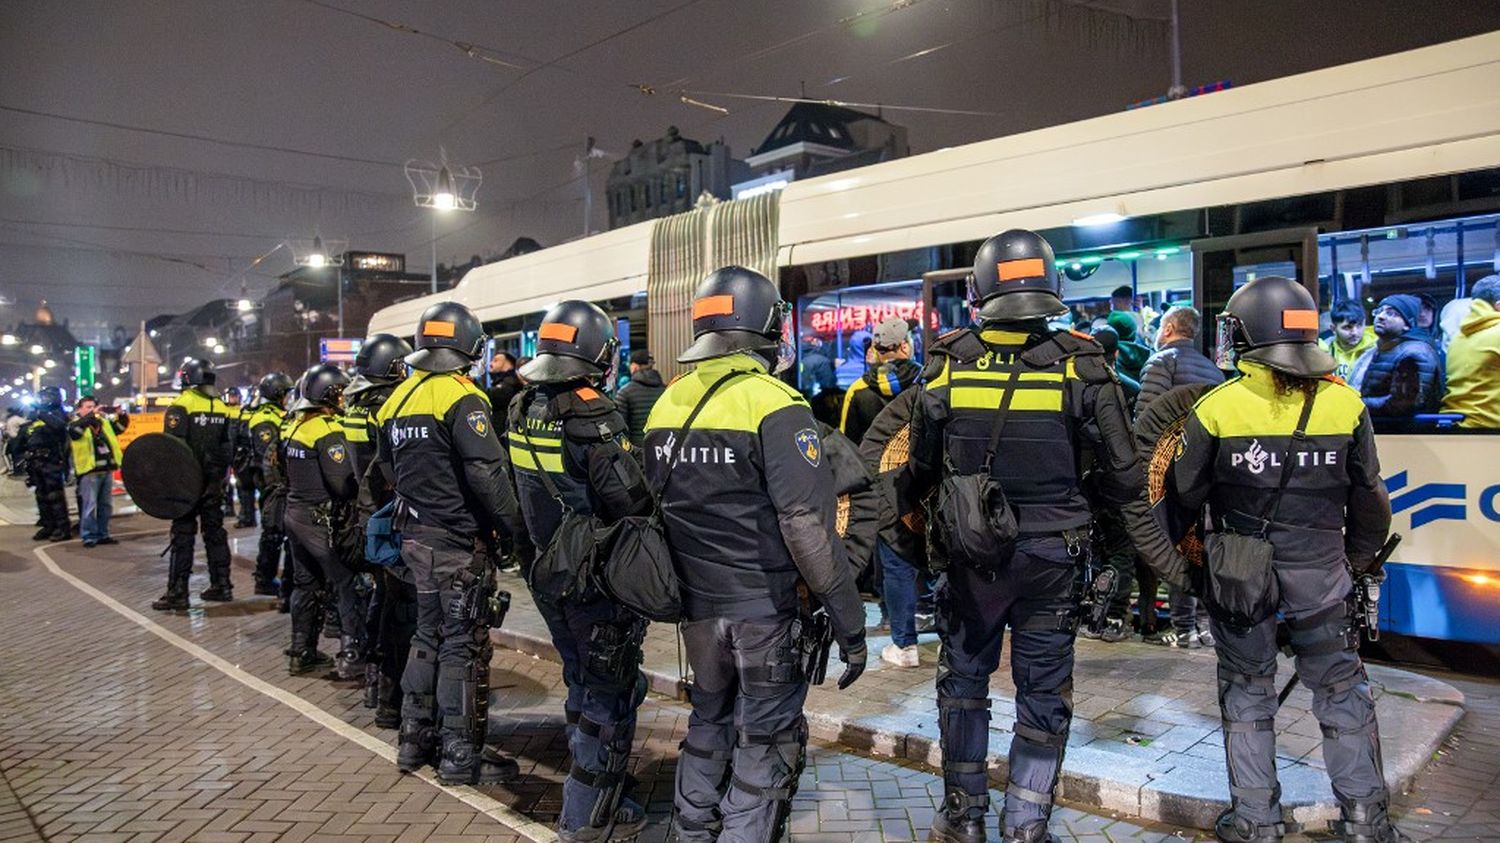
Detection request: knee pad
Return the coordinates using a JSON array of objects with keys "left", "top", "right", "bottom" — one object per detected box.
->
[{"left": 1287, "top": 603, "right": 1358, "bottom": 660}]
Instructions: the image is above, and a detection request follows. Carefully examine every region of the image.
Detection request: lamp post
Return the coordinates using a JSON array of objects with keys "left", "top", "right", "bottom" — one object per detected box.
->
[{"left": 406, "top": 156, "right": 481, "bottom": 293}]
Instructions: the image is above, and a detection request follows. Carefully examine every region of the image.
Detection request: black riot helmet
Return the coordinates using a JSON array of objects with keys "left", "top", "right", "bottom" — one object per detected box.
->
[
  {"left": 290, "top": 363, "right": 350, "bottom": 412},
  {"left": 1216, "top": 275, "right": 1335, "bottom": 377},
  {"left": 36, "top": 386, "right": 62, "bottom": 408},
  {"left": 519, "top": 300, "right": 619, "bottom": 384},
  {"left": 256, "top": 371, "right": 294, "bottom": 405},
  {"left": 678, "top": 265, "right": 792, "bottom": 366},
  {"left": 177, "top": 357, "right": 218, "bottom": 395},
  {"left": 348, "top": 333, "right": 413, "bottom": 397},
  {"left": 968, "top": 229, "right": 1067, "bottom": 323},
  {"left": 406, "top": 301, "right": 485, "bottom": 373}
]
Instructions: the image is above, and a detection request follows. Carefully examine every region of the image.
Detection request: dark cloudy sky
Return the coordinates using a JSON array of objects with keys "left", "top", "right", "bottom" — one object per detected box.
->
[{"left": 2, "top": 0, "right": 1497, "bottom": 343}]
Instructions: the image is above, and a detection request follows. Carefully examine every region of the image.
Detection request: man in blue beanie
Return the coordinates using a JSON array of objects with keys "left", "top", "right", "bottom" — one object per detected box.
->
[{"left": 1360, "top": 293, "right": 1444, "bottom": 417}]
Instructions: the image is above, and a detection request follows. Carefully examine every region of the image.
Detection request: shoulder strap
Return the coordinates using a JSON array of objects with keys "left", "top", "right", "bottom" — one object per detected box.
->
[
  {"left": 1262, "top": 389, "right": 1316, "bottom": 524},
  {"left": 657, "top": 371, "right": 747, "bottom": 503},
  {"left": 978, "top": 362, "right": 1022, "bottom": 474}
]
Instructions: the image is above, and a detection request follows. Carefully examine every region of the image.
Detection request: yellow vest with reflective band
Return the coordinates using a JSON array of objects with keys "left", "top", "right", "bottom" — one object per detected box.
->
[
  {"left": 283, "top": 412, "right": 340, "bottom": 449},
  {"left": 69, "top": 418, "right": 122, "bottom": 475},
  {"left": 924, "top": 329, "right": 1075, "bottom": 413},
  {"left": 246, "top": 403, "right": 285, "bottom": 433},
  {"left": 170, "top": 388, "right": 226, "bottom": 415},
  {"left": 375, "top": 372, "right": 488, "bottom": 426},
  {"left": 509, "top": 410, "right": 564, "bottom": 474}
]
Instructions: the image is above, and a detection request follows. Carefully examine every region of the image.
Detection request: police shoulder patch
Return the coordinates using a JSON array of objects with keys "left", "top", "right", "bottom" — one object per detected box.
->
[
  {"left": 466, "top": 409, "right": 490, "bottom": 437},
  {"left": 327, "top": 443, "right": 346, "bottom": 463},
  {"left": 166, "top": 414, "right": 180, "bottom": 429},
  {"left": 258, "top": 429, "right": 272, "bottom": 442},
  {"left": 795, "top": 427, "right": 822, "bottom": 467}
]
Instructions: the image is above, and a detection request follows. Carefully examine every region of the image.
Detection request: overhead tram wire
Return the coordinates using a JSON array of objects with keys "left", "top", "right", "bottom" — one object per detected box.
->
[
  {"left": 297, "top": 0, "right": 537, "bottom": 71},
  {"left": 0, "top": 104, "right": 404, "bottom": 168}
]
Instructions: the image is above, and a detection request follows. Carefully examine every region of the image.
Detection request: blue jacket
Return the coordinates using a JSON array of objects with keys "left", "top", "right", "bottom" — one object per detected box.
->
[
  {"left": 1361, "top": 334, "right": 1444, "bottom": 417},
  {"left": 1136, "top": 339, "right": 1225, "bottom": 419}
]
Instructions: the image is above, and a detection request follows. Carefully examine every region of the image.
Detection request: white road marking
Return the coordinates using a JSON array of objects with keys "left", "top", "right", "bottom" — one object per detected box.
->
[{"left": 32, "top": 538, "right": 559, "bottom": 843}]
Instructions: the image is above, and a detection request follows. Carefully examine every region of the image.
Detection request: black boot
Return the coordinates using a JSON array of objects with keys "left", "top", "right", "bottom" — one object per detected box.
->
[
  {"left": 1331, "top": 801, "right": 1411, "bottom": 843},
  {"left": 1216, "top": 809, "right": 1291, "bottom": 843},
  {"left": 151, "top": 587, "right": 189, "bottom": 611},
  {"left": 396, "top": 722, "right": 439, "bottom": 773},
  {"left": 436, "top": 735, "right": 519, "bottom": 785},
  {"left": 33, "top": 526, "right": 52, "bottom": 541},
  {"left": 929, "top": 791, "right": 988, "bottom": 843},
  {"left": 1003, "top": 820, "right": 1060, "bottom": 843},
  {"left": 335, "top": 637, "right": 366, "bottom": 681},
  {"left": 201, "top": 583, "right": 234, "bottom": 602},
  {"left": 288, "top": 649, "right": 331, "bottom": 674},
  {"left": 363, "top": 663, "right": 381, "bottom": 709}
]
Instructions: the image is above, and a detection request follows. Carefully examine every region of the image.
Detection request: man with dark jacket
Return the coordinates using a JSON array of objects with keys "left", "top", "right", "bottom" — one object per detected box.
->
[
  {"left": 1135, "top": 307, "right": 1223, "bottom": 649},
  {"left": 486, "top": 352, "right": 521, "bottom": 422},
  {"left": 615, "top": 349, "right": 665, "bottom": 448},
  {"left": 840, "top": 317, "right": 922, "bottom": 446},
  {"left": 1361, "top": 294, "right": 1444, "bottom": 418},
  {"left": 840, "top": 317, "right": 925, "bottom": 667},
  {"left": 1137, "top": 306, "right": 1225, "bottom": 418}
]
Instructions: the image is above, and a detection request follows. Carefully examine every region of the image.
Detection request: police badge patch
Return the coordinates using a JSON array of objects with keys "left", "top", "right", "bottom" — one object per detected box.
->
[
  {"left": 167, "top": 414, "right": 180, "bottom": 429},
  {"left": 794, "top": 428, "right": 821, "bottom": 467},
  {"left": 466, "top": 410, "right": 489, "bottom": 437},
  {"left": 327, "top": 443, "right": 346, "bottom": 463}
]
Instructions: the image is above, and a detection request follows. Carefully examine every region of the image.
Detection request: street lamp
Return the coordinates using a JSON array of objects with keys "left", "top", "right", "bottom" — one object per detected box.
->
[
  {"left": 406, "top": 154, "right": 481, "bottom": 293},
  {"left": 29, "top": 344, "right": 43, "bottom": 355}
]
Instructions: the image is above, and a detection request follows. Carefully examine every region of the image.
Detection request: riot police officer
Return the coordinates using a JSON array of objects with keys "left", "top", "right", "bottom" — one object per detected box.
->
[
  {"left": 282, "top": 364, "right": 358, "bottom": 675},
  {"left": 512, "top": 301, "right": 653, "bottom": 843},
  {"left": 905, "top": 230, "right": 1155, "bottom": 843},
  {"left": 376, "top": 301, "right": 520, "bottom": 785},
  {"left": 153, "top": 358, "right": 234, "bottom": 610},
  {"left": 23, "top": 386, "right": 70, "bottom": 542},
  {"left": 644, "top": 267, "right": 867, "bottom": 843},
  {"left": 227, "top": 387, "right": 259, "bottom": 528},
  {"left": 343, "top": 333, "right": 416, "bottom": 726},
  {"left": 248, "top": 372, "right": 294, "bottom": 599},
  {"left": 1166, "top": 276, "right": 1405, "bottom": 843}
]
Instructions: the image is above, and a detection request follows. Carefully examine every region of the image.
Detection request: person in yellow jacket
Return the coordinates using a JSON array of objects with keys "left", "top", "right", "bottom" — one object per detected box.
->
[
  {"left": 68, "top": 396, "right": 128, "bottom": 548},
  {"left": 1442, "top": 275, "right": 1500, "bottom": 429},
  {"left": 1321, "top": 301, "right": 1376, "bottom": 383}
]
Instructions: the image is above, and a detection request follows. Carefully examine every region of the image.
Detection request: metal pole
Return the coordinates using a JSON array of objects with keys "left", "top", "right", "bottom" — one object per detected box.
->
[
  {"left": 138, "top": 319, "right": 147, "bottom": 404},
  {"left": 431, "top": 214, "right": 439, "bottom": 294},
  {"left": 583, "top": 136, "right": 592, "bottom": 237},
  {"left": 336, "top": 263, "right": 344, "bottom": 337},
  {"left": 1168, "top": 0, "right": 1186, "bottom": 99}
]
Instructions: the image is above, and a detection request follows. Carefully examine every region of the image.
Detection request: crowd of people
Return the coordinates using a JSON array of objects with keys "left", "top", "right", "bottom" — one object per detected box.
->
[{"left": 4, "top": 227, "right": 1421, "bottom": 843}]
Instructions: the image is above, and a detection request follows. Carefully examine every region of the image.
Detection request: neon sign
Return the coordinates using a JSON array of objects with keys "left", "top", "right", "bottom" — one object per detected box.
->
[{"left": 806, "top": 301, "right": 936, "bottom": 336}]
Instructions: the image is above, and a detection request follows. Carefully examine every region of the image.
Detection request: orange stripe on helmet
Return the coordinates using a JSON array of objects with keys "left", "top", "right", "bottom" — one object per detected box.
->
[
  {"left": 997, "top": 258, "right": 1046, "bottom": 282},
  {"left": 422, "top": 320, "right": 456, "bottom": 338},
  {"left": 1282, "top": 309, "right": 1319, "bottom": 330},
  {"left": 693, "top": 295, "right": 735, "bottom": 319},
  {"left": 539, "top": 322, "right": 577, "bottom": 342}
]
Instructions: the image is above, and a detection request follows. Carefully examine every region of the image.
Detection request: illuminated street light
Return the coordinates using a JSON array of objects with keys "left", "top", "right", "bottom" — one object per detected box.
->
[
  {"left": 406, "top": 154, "right": 481, "bottom": 294},
  {"left": 213, "top": 344, "right": 226, "bottom": 355},
  {"left": 43, "top": 359, "right": 56, "bottom": 369},
  {"left": 1, "top": 334, "right": 16, "bottom": 346},
  {"left": 157, "top": 364, "right": 168, "bottom": 374},
  {"left": 10, "top": 377, "right": 20, "bottom": 386},
  {"left": 29, "top": 344, "right": 43, "bottom": 355},
  {"left": 110, "top": 376, "right": 121, "bottom": 386},
  {"left": 237, "top": 298, "right": 254, "bottom": 313},
  {"left": 432, "top": 166, "right": 457, "bottom": 211},
  {"left": 203, "top": 337, "right": 218, "bottom": 347},
  {"left": 307, "top": 235, "right": 328, "bottom": 268}
]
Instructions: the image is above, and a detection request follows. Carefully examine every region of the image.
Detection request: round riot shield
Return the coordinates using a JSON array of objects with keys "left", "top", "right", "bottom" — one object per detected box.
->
[
  {"left": 1133, "top": 383, "right": 1215, "bottom": 566},
  {"left": 122, "top": 433, "right": 203, "bottom": 520}
]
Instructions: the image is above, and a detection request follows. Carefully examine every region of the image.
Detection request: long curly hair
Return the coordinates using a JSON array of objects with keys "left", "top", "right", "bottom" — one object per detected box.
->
[{"left": 1270, "top": 367, "right": 1321, "bottom": 401}]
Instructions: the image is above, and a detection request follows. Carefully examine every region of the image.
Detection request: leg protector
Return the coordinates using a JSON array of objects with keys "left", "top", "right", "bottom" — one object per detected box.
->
[
  {"left": 1217, "top": 664, "right": 1283, "bottom": 827},
  {"left": 1288, "top": 604, "right": 1387, "bottom": 811},
  {"left": 673, "top": 738, "right": 732, "bottom": 843},
  {"left": 397, "top": 639, "right": 438, "bottom": 773},
  {"left": 936, "top": 695, "right": 992, "bottom": 820},
  {"left": 1330, "top": 799, "right": 1411, "bottom": 843},
  {"left": 723, "top": 722, "right": 807, "bottom": 843}
]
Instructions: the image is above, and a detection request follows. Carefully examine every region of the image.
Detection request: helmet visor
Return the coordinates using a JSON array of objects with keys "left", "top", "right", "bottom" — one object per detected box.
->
[
  {"left": 1214, "top": 313, "right": 1240, "bottom": 369},
  {"left": 772, "top": 301, "right": 796, "bottom": 375}
]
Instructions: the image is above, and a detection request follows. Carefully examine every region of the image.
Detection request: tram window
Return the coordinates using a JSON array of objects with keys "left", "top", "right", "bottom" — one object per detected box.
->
[
  {"left": 1318, "top": 212, "right": 1500, "bottom": 433},
  {"left": 796, "top": 280, "right": 932, "bottom": 393}
]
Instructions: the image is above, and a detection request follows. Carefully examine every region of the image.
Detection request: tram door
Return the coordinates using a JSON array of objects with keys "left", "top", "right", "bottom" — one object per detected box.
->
[
  {"left": 1191, "top": 227, "right": 1320, "bottom": 365},
  {"left": 920, "top": 268, "right": 974, "bottom": 353}
]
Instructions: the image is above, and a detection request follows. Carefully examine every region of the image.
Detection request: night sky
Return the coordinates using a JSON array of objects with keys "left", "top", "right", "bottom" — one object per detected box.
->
[{"left": 2, "top": 0, "right": 1497, "bottom": 342}]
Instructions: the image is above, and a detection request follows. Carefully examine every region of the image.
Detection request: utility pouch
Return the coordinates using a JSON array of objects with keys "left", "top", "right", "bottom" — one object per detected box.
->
[
  {"left": 514, "top": 406, "right": 601, "bottom": 605},
  {"left": 1203, "top": 392, "right": 1315, "bottom": 631},
  {"left": 1203, "top": 528, "right": 1279, "bottom": 630},
  {"left": 934, "top": 367, "right": 1020, "bottom": 574},
  {"left": 365, "top": 499, "right": 403, "bottom": 568}
]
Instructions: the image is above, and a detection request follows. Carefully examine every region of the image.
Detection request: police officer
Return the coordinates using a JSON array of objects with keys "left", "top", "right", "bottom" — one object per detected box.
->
[
  {"left": 248, "top": 372, "right": 295, "bottom": 599},
  {"left": 282, "top": 364, "right": 359, "bottom": 675},
  {"left": 905, "top": 230, "right": 1155, "bottom": 843},
  {"left": 153, "top": 358, "right": 234, "bottom": 610},
  {"left": 227, "top": 387, "right": 259, "bottom": 528},
  {"left": 645, "top": 267, "right": 867, "bottom": 843},
  {"left": 343, "top": 333, "right": 416, "bottom": 726},
  {"left": 23, "top": 386, "right": 70, "bottom": 542},
  {"left": 512, "top": 301, "right": 653, "bottom": 843},
  {"left": 376, "top": 301, "right": 520, "bottom": 785},
  {"left": 1166, "top": 276, "right": 1404, "bottom": 843}
]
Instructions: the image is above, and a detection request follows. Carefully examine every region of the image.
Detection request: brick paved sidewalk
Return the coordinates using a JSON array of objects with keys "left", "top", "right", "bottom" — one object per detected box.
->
[{"left": 0, "top": 483, "right": 1492, "bottom": 842}]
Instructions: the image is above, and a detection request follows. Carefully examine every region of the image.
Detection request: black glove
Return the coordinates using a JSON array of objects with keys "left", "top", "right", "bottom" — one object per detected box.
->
[{"left": 837, "top": 635, "right": 867, "bottom": 690}]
